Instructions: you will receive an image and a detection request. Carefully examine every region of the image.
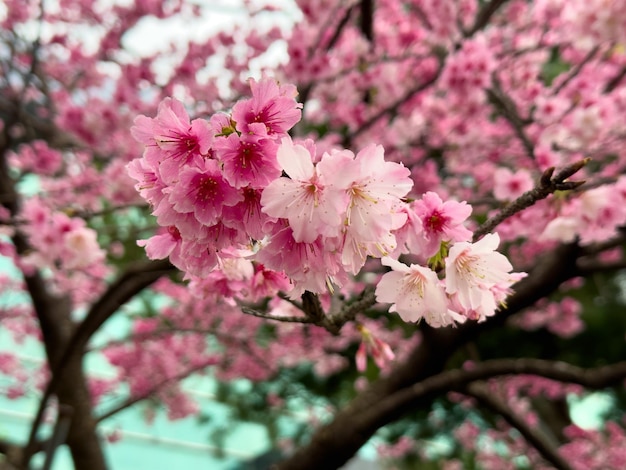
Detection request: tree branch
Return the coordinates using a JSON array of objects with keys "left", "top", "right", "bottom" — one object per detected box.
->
[
  {"left": 375, "top": 358, "right": 626, "bottom": 423},
  {"left": 359, "top": 0, "right": 374, "bottom": 43},
  {"left": 276, "top": 356, "right": 626, "bottom": 470},
  {"left": 605, "top": 65, "right": 626, "bottom": 93},
  {"left": 241, "top": 307, "right": 315, "bottom": 325},
  {"left": 579, "top": 230, "right": 626, "bottom": 257},
  {"left": 324, "top": 5, "right": 355, "bottom": 51}
]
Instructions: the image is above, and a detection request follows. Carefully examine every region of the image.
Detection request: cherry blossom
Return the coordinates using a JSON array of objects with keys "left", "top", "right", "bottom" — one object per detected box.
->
[
  {"left": 410, "top": 191, "right": 473, "bottom": 259},
  {"left": 231, "top": 77, "right": 302, "bottom": 136},
  {"left": 376, "top": 257, "right": 464, "bottom": 327},
  {"left": 168, "top": 159, "right": 243, "bottom": 226},
  {"left": 445, "top": 233, "right": 524, "bottom": 318},
  {"left": 261, "top": 138, "right": 348, "bottom": 243},
  {"left": 131, "top": 97, "right": 212, "bottom": 184},
  {"left": 355, "top": 324, "right": 395, "bottom": 372}
]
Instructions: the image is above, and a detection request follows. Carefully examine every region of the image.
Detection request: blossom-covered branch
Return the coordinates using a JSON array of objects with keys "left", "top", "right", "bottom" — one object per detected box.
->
[
  {"left": 97, "top": 359, "right": 217, "bottom": 422},
  {"left": 465, "top": 382, "right": 572, "bottom": 470}
]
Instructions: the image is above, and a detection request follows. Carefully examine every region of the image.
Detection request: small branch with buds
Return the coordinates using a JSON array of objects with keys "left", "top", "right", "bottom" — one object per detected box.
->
[{"left": 473, "top": 158, "right": 589, "bottom": 241}]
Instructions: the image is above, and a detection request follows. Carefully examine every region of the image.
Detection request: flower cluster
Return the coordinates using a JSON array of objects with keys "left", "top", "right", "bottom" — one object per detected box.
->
[
  {"left": 542, "top": 178, "right": 626, "bottom": 245},
  {"left": 129, "top": 77, "right": 302, "bottom": 279},
  {"left": 19, "top": 199, "right": 105, "bottom": 272},
  {"left": 130, "top": 77, "right": 523, "bottom": 324},
  {"left": 376, "top": 233, "right": 525, "bottom": 327},
  {"left": 258, "top": 138, "right": 413, "bottom": 293}
]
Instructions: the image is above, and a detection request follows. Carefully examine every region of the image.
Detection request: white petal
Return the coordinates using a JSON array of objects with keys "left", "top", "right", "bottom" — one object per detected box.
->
[{"left": 277, "top": 138, "right": 314, "bottom": 180}]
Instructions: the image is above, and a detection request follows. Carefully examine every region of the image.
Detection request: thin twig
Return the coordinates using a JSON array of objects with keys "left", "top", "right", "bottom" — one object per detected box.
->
[
  {"left": 552, "top": 46, "right": 599, "bottom": 95},
  {"left": 241, "top": 307, "right": 315, "bottom": 325},
  {"left": 242, "top": 287, "right": 377, "bottom": 335},
  {"left": 487, "top": 76, "right": 535, "bottom": 160}
]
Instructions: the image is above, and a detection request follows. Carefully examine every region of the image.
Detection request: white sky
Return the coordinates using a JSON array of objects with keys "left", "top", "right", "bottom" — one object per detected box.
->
[{"left": 122, "top": 0, "right": 301, "bottom": 57}]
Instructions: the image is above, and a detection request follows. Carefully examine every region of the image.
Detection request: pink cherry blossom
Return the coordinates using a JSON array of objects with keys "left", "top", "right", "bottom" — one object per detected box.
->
[
  {"left": 9, "top": 1, "right": 626, "bottom": 466},
  {"left": 221, "top": 186, "right": 274, "bottom": 240},
  {"left": 247, "top": 264, "right": 292, "bottom": 302},
  {"left": 355, "top": 324, "right": 395, "bottom": 371},
  {"left": 231, "top": 76, "right": 302, "bottom": 136},
  {"left": 411, "top": 191, "right": 473, "bottom": 258},
  {"left": 168, "top": 158, "right": 242, "bottom": 227},
  {"left": 131, "top": 97, "right": 212, "bottom": 184},
  {"left": 325, "top": 145, "right": 413, "bottom": 272},
  {"left": 9, "top": 141, "right": 62, "bottom": 176},
  {"left": 542, "top": 184, "right": 626, "bottom": 245},
  {"left": 137, "top": 226, "right": 185, "bottom": 271},
  {"left": 261, "top": 138, "right": 348, "bottom": 243},
  {"left": 256, "top": 224, "right": 344, "bottom": 296},
  {"left": 493, "top": 168, "right": 534, "bottom": 201},
  {"left": 63, "top": 226, "right": 105, "bottom": 270},
  {"left": 375, "top": 257, "right": 460, "bottom": 327},
  {"left": 445, "top": 233, "right": 520, "bottom": 316},
  {"left": 214, "top": 133, "right": 280, "bottom": 189},
  {"left": 334, "top": 144, "right": 413, "bottom": 241}
]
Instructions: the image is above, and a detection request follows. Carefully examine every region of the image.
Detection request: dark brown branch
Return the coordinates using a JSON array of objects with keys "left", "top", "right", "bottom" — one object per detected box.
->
[
  {"left": 42, "top": 405, "right": 73, "bottom": 470},
  {"left": 467, "top": 0, "right": 509, "bottom": 36},
  {"left": 74, "top": 259, "right": 176, "bottom": 350},
  {"left": 241, "top": 307, "right": 314, "bottom": 325},
  {"left": 465, "top": 383, "right": 571, "bottom": 470},
  {"left": 577, "top": 259, "right": 626, "bottom": 275},
  {"left": 374, "top": 358, "right": 626, "bottom": 422},
  {"left": 0, "top": 439, "right": 27, "bottom": 469},
  {"left": 579, "top": 230, "right": 626, "bottom": 257},
  {"left": 605, "top": 65, "right": 626, "bottom": 93},
  {"left": 325, "top": 5, "right": 355, "bottom": 50},
  {"left": 277, "top": 357, "right": 626, "bottom": 470},
  {"left": 359, "top": 0, "right": 374, "bottom": 43},
  {"left": 2, "top": 104, "right": 107, "bottom": 470}
]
